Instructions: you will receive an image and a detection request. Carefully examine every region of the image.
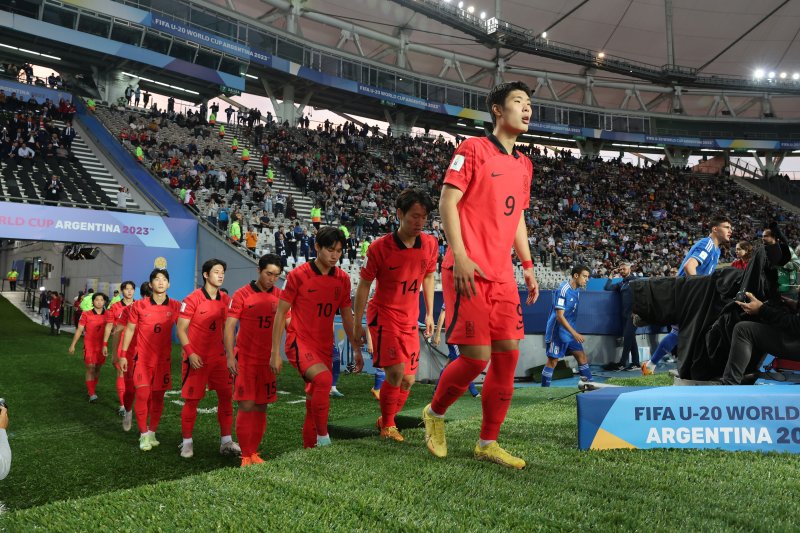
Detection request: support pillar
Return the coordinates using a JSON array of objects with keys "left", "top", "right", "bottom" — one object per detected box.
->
[
  {"left": 576, "top": 138, "right": 604, "bottom": 158},
  {"left": 755, "top": 151, "right": 785, "bottom": 178},
  {"left": 664, "top": 146, "right": 690, "bottom": 168}
]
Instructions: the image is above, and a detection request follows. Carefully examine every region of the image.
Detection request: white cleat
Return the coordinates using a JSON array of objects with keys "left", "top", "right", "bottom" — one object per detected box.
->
[
  {"left": 122, "top": 410, "right": 133, "bottom": 432},
  {"left": 179, "top": 441, "right": 194, "bottom": 458},
  {"left": 219, "top": 441, "right": 242, "bottom": 456}
]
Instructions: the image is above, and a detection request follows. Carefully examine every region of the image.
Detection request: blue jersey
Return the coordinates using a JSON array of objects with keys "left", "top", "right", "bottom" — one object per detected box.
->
[
  {"left": 544, "top": 281, "right": 581, "bottom": 344},
  {"left": 678, "top": 237, "right": 720, "bottom": 277}
]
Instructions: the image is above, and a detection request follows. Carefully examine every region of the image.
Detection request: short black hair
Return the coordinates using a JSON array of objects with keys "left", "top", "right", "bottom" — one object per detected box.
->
[
  {"left": 149, "top": 268, "right": 169, "bottom": 282},
  {"left": 92, "top": 292, "right": 108, "bottom": 304},
  {"left": 258, "top": 253, "right": 283, "bottom": 271},
  {"left": 120, "top": 280, "right": 136, "bottom": 291},
  {"left": 316, "top": 226, "right": 347, "bottom": 248},
  {"left": 202, "top": 258, "right": 227, "bottom": 276},
  {"left": 571, "top": 264, "right": 590, "bottom": 277},
  {"left": 709, "top": 215, "right": 731, "bottom": 230},
  {"left": 140, "top": 281, "right": 152, "bottom": 298},
  {"left": 486, "top": 81, "right": 531, "bottom": 125},
  {"left": 395, "top": 188, "right": 434, "bottom": 215},
  {"left": 87, "top": 287, "right": 94, "bottom": 293}
]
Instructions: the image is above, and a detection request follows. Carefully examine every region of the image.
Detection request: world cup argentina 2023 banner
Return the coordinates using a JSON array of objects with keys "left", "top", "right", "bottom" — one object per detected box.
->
[{"left": 578, "top": 386, "right": 800, "bottom": 453}]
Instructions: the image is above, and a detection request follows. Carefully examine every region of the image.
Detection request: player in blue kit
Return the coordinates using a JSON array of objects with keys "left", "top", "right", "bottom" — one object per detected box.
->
[
  {"left": 542, "top": 265, "right": 592, "bottom": 387},
  {"left": 642, "top": 216, "right": 732, "bottom": 375}
]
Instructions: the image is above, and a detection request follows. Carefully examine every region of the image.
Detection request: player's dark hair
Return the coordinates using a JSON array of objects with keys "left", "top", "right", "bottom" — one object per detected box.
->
[
  {"left": 120, "top": 280, "right": 136, "bottom": 291},
  {"left": 709, "top": 215, "right": 731, "bottom": 229},
  {"left": 395, "top": 188, "right": 434, "bottom": 215},
  {"left": 486, "top": 81, "right": 531, "bottom": 125},
  {"left": 571, "top": 264, "right": 590, "bottom": 277},
  {"left": 149, "top": 268, "right": 169, "bottom": 282},
  {"left": 258, "top": 253, "right": 283, "bottom": 271},
  {"left": 140, "top": 281, "right": 152, "bottom": 298},
  {"left": 92, "top": 292, "right": 108, "bottom": 304},
  {"left": 202, "top": 258, "right": 227, "bottom": 276},
  {"left": 316, "top": 226, "right": 346, "bottom": 248}
]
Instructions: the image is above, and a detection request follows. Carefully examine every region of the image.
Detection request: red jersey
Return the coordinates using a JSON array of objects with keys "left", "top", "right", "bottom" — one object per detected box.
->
[
  {"left": 108, "top": 300, "right": 137, "bottom": 355},
  {"left": 78, "top": 309, "right": 107, "bottom": 350},
  {"left": 48, "top": 296, "right": 62, "bottom": 317},
  {"left": 441, "top": 135, "right": 532, "bottom": 281},
  {"left": 361, "top": 231, "right": 438, "bottom": 330},
  {"left": 127, "top": 296, "right": 181, "bottom": 364},
  {"left": 281, "top": 261, "right": 352, "bottom": 349},
  {"left": 228, "top": 281, "right": 283, "bottom": 365},
  {"left": 180, "top": 287, "right": 230, "bottom": 359}
]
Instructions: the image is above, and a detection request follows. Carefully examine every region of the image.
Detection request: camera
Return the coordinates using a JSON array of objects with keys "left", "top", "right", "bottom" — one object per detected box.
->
[{"left": 734, "top": 291, "right": 749, "bottom": 303}]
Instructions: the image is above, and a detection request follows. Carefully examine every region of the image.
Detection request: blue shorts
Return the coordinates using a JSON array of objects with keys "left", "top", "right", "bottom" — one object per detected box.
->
[{"left": 546, "top": 338, "right": 584, "bottom": 359}]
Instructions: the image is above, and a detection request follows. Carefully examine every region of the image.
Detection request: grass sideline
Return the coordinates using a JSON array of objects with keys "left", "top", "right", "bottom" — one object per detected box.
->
[{"left": 2, "top": 297, "right": 800, "bottom": 530}]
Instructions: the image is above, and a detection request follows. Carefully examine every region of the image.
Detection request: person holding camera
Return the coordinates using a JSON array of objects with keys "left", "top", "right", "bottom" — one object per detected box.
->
[{"left": 0, "top": 402, "right": 10, "bottom": 480}]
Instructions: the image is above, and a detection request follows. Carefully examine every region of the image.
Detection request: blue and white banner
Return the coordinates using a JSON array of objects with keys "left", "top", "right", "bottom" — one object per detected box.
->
[
  {"left": 0, "top": 78, "right": 72, "bottom": 105},
  {"left": 578, "top": 387, "right": 800, "bottom": 454}
]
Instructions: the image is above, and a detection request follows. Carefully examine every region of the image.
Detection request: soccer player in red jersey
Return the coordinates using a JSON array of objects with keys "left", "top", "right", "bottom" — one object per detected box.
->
[
  {"left": 225, "top": 254, "right": 284, "bottom": 467},
  {"left": 353, "top": 188, "right": 438, "bottom": 442},
  {"left": 270, "top": 226, "right": 363, "bottom": 448},
  {"left": 422, "top": 81, "right": 539, "bottom": 469},
  {"left": 68, "top": 292, "right": 109, "bottom": 402},
  {"left": 103, "top": 281, "right": 136, "bottom": 420},
  {"left": 119, "top": 269, "right": 181, "bottom": 451},
  {"left": 177, "top": 259, "right": 239, "bottom": 459}
]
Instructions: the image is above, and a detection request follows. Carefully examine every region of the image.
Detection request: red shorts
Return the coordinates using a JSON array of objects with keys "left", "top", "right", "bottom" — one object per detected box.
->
[
  {"left": 368, "top": 325, "right": 420, "bottom": 375},
  {"left": 442, "top": 268, "right": 524, "bottom": 345},
  {"left": 285, "top": 333, "right": 331, "bottom": 378},
  {"left": 181, "top": 354, "right": 232, "bottom": 400},
  {"left": 134, "top": 359, "right": 172, "bottom": 391},
  {"left": 83, "top": 347, "right": 106, "bottom": 366},
  {"left": 234, "top": 363, "right": 277, "bottom": 404}
]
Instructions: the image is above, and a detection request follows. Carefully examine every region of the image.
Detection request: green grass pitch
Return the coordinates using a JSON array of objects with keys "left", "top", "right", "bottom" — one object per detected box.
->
[{"left": 0, "top": 297, "right": 798, "bottom": 531}]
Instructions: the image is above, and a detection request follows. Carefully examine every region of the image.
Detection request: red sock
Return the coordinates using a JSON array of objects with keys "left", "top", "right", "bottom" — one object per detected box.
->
[
  {"left": 396, "top": 386, "right": 410, "bottom": 418},
  {"left": 217, "top": 390, "right": 234, "bottom": 437},
  {"left": 86, "top": 380, "right": 96, "bottom": 396},
  {"left": 148, "top": 390, "right": 166, "bottom": 432},
  {"left": 92, "top": 377, "right": 99, "bottom": 390},
  {"left": 123, "top": 382, "right": 135, "bottom": 411},
  {"left": 302, "top": 402, "right": 316, "bottom": 449},
  {"left": 236, "top": 410, "right": 254, "bottom": 457},
  {"left": 181, "top": 399, "right": 200, "bottom": 439},
  {"left": 254, "top": 411, "right": 267, "bottom": 454},
  {"left": 379, "top": 381, "right": 401, "bottom": 427},
  {"left": 480, "top": 350, "right": 519, "bottom": 441},
  {"left": 431, "top": 356, "right": 488, "bottom": 415},
  {"left": 134, "top": 386, "right": 151, "bottom": 433},
  {"left": 309, "top": 371, "right": 332, "bottom": 437},
  {"left": 116, "top": 376, "right": 126, "bottom": 406}
]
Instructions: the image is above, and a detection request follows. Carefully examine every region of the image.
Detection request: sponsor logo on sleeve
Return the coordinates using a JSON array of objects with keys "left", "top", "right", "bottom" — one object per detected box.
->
[{"left": 449, "top": 154, "right": 465, "bottom": 172}]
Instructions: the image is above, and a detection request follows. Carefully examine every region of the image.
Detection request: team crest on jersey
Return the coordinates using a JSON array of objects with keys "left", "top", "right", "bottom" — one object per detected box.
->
[{"left": 167, "top": 312, "right": 173, "bottom": 318}]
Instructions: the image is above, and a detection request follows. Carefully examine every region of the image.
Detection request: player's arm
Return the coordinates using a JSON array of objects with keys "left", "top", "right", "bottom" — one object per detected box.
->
[
  {"left": 68, "top": 325, "right": 85, "bottom": 354},
  {"left": 177, "top": 317, "right": 202, "bottom": 369},
  {"left": 513, "top": 215, "right": 539, "bottom": 304},
  {"left": 352, "top": 279, "right": 372, "bottom": 352},
  {"left": 102, "top": 321, "right": 114, "bottom": 357},
  {"left": 683, "top": 258, "right": 699, "bottom": 276},
  {"left": 224, "top": 316, "right": 239, "bottom": 375},
  {"left": 339, "top": 306, "right": 363, "bottom": 372},
  {"left": 270, "top": 300, "right": 291, "bottom": 375},
  {"left": 422, "top": 272, "right": 435, "bottom": 338},
  {"left": 119, "top": 322, "right": 136, "bottom": 372},
  {"left": 440, "top": 184, "right": 484, "bottom": 297},
  {"left": 556, "top": 309, "right": 584, "bottom": 344},
  {"left": 433, "top": 306, "right": 446, "bottom": 345}
]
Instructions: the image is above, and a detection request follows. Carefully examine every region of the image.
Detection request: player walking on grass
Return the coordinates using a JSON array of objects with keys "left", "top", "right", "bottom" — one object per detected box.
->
[
  {"left": 119, "top": 269, "right": 180, "bottom": 451},
  {"left": 103, "top": 281, "right": 136, "bottom": 422},
  {"left": 542, "top": 265, "right": 593, "bottom": 387},
  {"left": 177, "top": 259, "right": 240, "bottom": 459},
  {"left": 270, "top": 227, "right": 363, "bottom": 448},
  {"left": 68, "top": 292, "right": 109, "bottom": 402},
  {"left": 353, "top": 188, "right": 438, "bottom": 442},
  {"left": 433, "top": 302, "right": 480, "bottom": 398},
  {"left": 422, "top": 81, "right": 539, "bottom": 469},
  {"left": 225, "top": 254, "right": 284, "bottom": 467}
]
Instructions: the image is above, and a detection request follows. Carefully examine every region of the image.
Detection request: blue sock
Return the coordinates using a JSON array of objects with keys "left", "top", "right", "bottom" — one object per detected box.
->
[
  {"left": 541, "top": 366, "right": 554, "bottom": 387},
  {"left": 650, "top": 331, "right": 679, "bottom": 365},
  {"left": 331, "top": 344, "right": 340, "bottom": 387},
  {"left": 373, "top": 368, "right": 385, "bottom": 390},
  {"left": 578, "top": 363, "right": 593, "bottom": 382},
  {"left": 468, "top": 382, "right": 479, "bottom": 397}
]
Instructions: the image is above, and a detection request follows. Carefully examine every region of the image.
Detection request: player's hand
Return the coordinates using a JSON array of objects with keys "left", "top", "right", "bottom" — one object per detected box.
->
[
  {"left": 736, "top": 292, "right": 763, "bottom": 315},
  {"left": 574, "top": 333, "right": 585, "bottom": 344},
  {"left": 453, "top": 254, "right": 485, "bottom": 298},
  {"left": 270, "top": 350, "right": 282, "bottom": 375},
  {"left": 424, "top": 315, "right": 435, "bottom": 339},
  {"left": 227, "top": 355, "right": 238, "bottom": 376},
  {"left": 352, "top": 351, "right": 364, "bottom": 373},
  {"left": 524, "top": 268, "right": 539, "bottom": 304},
  {"left": 102, "top": 345, "right": 108, "bottom": 357},
  {"left": 119, "top": 357, "right": 128, "bottom": 372},
  {"left": 68, "top": 345, "right": 75, "bottom": 355},
  {"left": 353, "top": 323, "right": 366, "bottom": 353},
  {"left": 188, "top": 353, "right": 203, "bottom": 369},
  {"left": 433, "top": 335, "right": 441, "bottom": 346}
]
